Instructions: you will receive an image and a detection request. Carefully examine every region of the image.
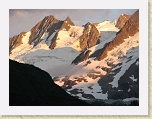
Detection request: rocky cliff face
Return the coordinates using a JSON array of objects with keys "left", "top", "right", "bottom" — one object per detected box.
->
[
  {"left": 98, "top": 58, "right": 139, "bottom": 99},
  {"left": 71, "top": 10, "right": 138, "bottom": 65},
  {"left": 9, "top": 15, "right": 101, "bottom": 54},
  {"left": 95, "top": 10, "right": 139, "bottom": 61},
  {"left": 49, "top": 16, "right": 75, "bottom": 49},
  {"left": 72, "top": 50, "right": 92, "bottom": 65},
  {"left": 28, "top": 15, "right": 61, "bottom": 46},
  {"left": 9, "top": 32, "right": 26, "bottom": 53},
  {"left": 78, "top": 22, "right": 100, "bottom": 51},
  {"left": 115, "top": 14, "right": 131, "bottom": 29},
  {"left": 9, "top": 15, "right": 75, "bottom": 52}
]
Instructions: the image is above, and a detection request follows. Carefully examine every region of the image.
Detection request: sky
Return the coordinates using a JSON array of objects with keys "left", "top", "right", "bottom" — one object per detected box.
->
[{"left": 9, "top": 9, "right": 137, "bottom": 37}]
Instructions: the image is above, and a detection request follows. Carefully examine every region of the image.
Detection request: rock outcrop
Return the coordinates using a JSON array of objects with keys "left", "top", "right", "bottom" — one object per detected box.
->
[
  {"left": 71, "top": 23, "right": 100, "bottom": 64},
  {"left": 28, "top": 15, "right": 61, "bottom": 46},
  {"left": 98, "top": 59, "right": 139, "bottom": 99},
  {"left": 9, "top": 15, "right": 75, "bottom": 51},
  {"left": 115, "top": 14, "right": 131, "bottom": 29},
  {"left": 9, "top": 32, "right": 26, "bottom": 54},
  {"left": 49, "top": 16, "right": 75, "bottom": 49},
  {"left": 72, "top": 50, "right": 91, "bottom": 65},
  {"left": 79, "top": 22, "right": 100, "bottom": 51},
  {"left": 95, "top": 9, "right": 139, "bottom": 61}
]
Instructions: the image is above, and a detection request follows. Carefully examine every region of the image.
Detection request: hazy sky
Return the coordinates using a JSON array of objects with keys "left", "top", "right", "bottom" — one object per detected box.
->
[{"left": 9, "top": 9, "right": 137, "bottom": 37}]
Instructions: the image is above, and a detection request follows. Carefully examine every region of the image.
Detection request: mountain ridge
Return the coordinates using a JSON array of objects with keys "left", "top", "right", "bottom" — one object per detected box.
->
[
  {"left": 9, "top": 59, "right": 89, "bottom": 106},
  {"left": 9, "top": 10, "right": 139, "bottom": 101}
]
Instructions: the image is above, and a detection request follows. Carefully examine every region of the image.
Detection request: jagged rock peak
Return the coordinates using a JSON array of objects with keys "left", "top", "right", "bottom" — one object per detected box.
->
[
  {"left": 28, "top": 15, "right": 61, "bottom": 45},
  {"left": 115, "top": 13, "right": 131, "bottom": 29},
  {"left": 65, "top": 16, "right": 72, "bottom": 21},
  {"left": 95, "top": 9, "right": 139, "bottom": 61},
  {"left": 59, "top": 16, "right": 75, "bottom": 31},
  {"left": 42, "top": 15, "right": 59, "bottom": 23},
  {"left": 78, "top": 22, "right": 100, "bottom": 51},
  {"left": 84, "top": 22, "right": 99, "bottom": 31},
  {"left": 44, "top": 15, "right": 55, "bottom": 19},
  {"left": 48, "top": 16, "right": 75, "bottom": 50},
  {"left": 85, "top": 22, "right": 92, "bottom": 25},
  {"left": 63, "top": 16, "right": 75, "bottom": 25},
  {"left": 9, "top": 32, "right": 27, "bottom": 54},
  {"left": 84, "top": 22, "right": 92, "bottom": 27}
]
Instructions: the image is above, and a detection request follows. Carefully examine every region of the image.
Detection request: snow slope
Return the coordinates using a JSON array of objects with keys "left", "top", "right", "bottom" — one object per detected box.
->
[
  {"left": 55, "top": 26, "right": 84, "bottom": 51},
  {"left": 54, "top": 32, "right": 139, "bottom": 100},
  {"left": 9, "top": 26, "right": 82, "bottom": 72}
]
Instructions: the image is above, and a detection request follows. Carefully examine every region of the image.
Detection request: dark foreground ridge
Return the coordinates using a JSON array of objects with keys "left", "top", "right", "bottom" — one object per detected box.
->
[
  {"left": 9, "top": 59, "right": 89, "bottom": 106},
  {"left": 9, "top": 60, "right": 139, "bottom": 106}
]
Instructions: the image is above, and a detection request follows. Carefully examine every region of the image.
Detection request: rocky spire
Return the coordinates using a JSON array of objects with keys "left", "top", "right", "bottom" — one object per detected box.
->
[
  {"left": 28, "top": 15, "right": 60, "bottom": 46},
  {"left": 115, "top": 14, "right": 131, "bottom": 29},
  {"left": 78, "top": 22, "right": 100, "bottom": 51}
]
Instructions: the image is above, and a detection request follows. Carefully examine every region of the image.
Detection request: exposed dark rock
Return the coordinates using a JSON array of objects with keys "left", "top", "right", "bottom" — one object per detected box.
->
[
  {"left": 87, "top": 73, "right": 103, "bottom": 79},
  {"left": 82, "top": 93, "right": 95, "bottom": 99},
  {"left": 77, "top": 77, "right": 88, "bottom": 82},
  {"left": 9, "top": 15, "right": 75, "bottom": 51},
  {"left": 97, "top": 59, "right": 139, "bottom": 100},
  {"left": 69, "top": 89, "right": 96, "bottom": 100},
  {"left": 49, "top": 16, "right": 75, "bottom": 49},
  {"left": 28, "top": 15, "right": 60, "bottom": 46},
  {"left": 61, "top": 76, "right": 77, "bottom": 89},
  {"left": 9, "top": 59, "right": 89, "bottom": 106},
  {"left": 72, "top": 50, "right": 92, "bottom": 65},
  {"left": 9, "top": 15, "right": 99, "bottom": 55},
  {"left": 79, "top": 22, "right": 100, "bottom": 51},
  {"left": 69, "top": 89, "right": 83, "bottom": 94},
  {"left": 115, "top": 14, "right": 131, "bottom": 29},
  {"left": 101, "top": 67, "right": 113, "bottom": 73},
  {"left": 91, "top": 42, "right": 110, "bottom": 58},
  {"left": 60, "top": 16, "right": 75, "bottom": 31},
  {"left": 88, "top": 86, "right": 93, "bottom": 90},
  {"left": 9, "top": 32, "right": 26, "bottom": 54},
  {"left": 98, "top": 66, "right": 122, "bottom": 94},
  {"left": 52, "top": 76, "right": 60, "bottom": 81},
  {"left": 61, "top": 77, "right": 88, "bottom": 90},
  {"left": 83, "top": 60, "right": 91, "bottom": 66},
  {"left": 56, "top": 75, "right": 88, "bottom": 90},
  {"left": 95, "top": 10, "right": 139, "bottom": 61},
  {"left": 117, "top": 58, "right": 139, "bottom": 98},
  {"left": 48, "top": 32, "right": 60, "bottom": 49}
]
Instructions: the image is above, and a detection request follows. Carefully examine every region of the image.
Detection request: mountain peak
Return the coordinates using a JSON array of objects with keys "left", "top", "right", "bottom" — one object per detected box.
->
[
  {"left": 85, "top": 22, "right": 92, "bottom": 26},
  {"left": 58, "top": 16, "right": 75, "bottom": 30},
  {"left": 95, "top": 9, "right": 139, "bottom": 61},
  {"left": 65, "top": 16, "right": 71, "bottom": 20},
  {"left": 9, "top": 32, "right": 27, "bottom": 54},
  {"left": 64, "top": 16, "right": 74, "bottom": 24},
  {"left": 42, "top": 15, "right": 58, "bottom": 23},
  {"left": 44, "top": 15, "right": 55, "bottom": 19},
  {"left": 115, "top": 13, "right": 131, "bottom": 29}
]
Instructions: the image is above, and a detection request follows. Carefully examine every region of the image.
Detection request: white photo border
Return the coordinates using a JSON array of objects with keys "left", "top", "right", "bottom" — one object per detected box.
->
[{"left": 0, "top": 0, "right": 148, "bottom": 115}]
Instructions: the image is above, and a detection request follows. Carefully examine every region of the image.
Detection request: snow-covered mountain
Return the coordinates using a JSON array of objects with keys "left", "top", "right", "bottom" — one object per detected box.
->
[{"left": 9, "top": 10, "right": 139, "bottom": 101}]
